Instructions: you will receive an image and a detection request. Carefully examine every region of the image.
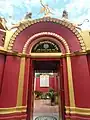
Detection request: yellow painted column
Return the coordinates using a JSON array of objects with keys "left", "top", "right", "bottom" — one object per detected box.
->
[
  {"left": 16, "top": 57, "right": 25, "bottom": 106},
  {"left": 66, "top": 55, "right": 75, "bottom": 112}
]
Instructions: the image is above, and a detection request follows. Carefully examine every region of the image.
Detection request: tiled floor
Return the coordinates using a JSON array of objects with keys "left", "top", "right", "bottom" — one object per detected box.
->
[{"left": 33, "top": 99, "right": 59, "bottom": 120}]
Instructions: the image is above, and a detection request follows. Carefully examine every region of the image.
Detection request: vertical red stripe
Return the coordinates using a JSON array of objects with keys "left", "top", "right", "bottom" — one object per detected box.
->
[{"left": 0, "top": 56, "right": 20, "bottom": 108}]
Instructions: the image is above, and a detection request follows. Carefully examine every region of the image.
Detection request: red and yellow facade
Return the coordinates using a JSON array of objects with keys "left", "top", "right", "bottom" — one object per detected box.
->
[{"left": 0, "top": 17, "right": 90, "bottom": 120}]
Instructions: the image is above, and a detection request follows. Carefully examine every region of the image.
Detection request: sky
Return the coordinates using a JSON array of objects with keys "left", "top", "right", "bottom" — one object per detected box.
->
[{"left": 0, "top": 0, "right": 90, "bottom": 30}]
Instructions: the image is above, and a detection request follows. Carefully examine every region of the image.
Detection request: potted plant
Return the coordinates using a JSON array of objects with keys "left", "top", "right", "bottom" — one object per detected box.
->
[
  {"left": 34, "top": 91, "right": 42, "bottom": 99},
  {"left": 47, "top": 88, "right": 56, "bottom": 106}
]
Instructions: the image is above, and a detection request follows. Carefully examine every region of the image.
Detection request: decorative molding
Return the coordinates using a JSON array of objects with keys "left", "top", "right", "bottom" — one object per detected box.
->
[
  {"left": 17, "top": 58, "right": 26, "bottom": 106},
  {"left": 66, "top": 56, "right": 75, "bottom": 108},
  {"left": 0, "top": 46, "right": 6, "bottom": 51},
  {"left": 7, "top": 17, "right": 86, "bottom": 51},
  {"left": 30, "top": 53, "right": 63, "bottom": 58},
  {"left": 65, "top": 106, "right": 90, "bottom": 116},
  {"left": 0, "top": 28, "right": 6, "bottom": 33},
  {"left": 0, "top": 50, "right": 87, "bottom": 57},
  {"left": 0, "top": 106, "right": 26, "bottom": 114},
  {"left": 23, "top": 32, "right": 70, "bottom": 54}
]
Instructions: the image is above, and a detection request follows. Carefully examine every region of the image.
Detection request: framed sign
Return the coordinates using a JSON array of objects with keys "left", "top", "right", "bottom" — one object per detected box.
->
[
  {"left": 32, "top": 40, "right": 61, "bottom": 53},
  {"left": 40, "top": 74, "right": 49, "bottom": 87}
]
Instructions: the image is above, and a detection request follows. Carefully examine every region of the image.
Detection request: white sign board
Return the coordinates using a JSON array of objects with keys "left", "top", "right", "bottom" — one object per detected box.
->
[{"left": 40, "top": 75, "right": 49, "bottom": 87}]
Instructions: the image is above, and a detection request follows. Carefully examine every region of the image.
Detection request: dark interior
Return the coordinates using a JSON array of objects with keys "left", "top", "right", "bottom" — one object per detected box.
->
[{"left": 33, "top": 60, "right": 60, "bottom": 73}]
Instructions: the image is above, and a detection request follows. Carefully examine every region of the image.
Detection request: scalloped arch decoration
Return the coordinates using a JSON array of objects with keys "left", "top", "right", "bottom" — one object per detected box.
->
[
  {"left": 7, "top": 17, "right": 86, "bottom": 51},
  {"left": 22, "top": 32, "right": 70, "bottom": 53}
]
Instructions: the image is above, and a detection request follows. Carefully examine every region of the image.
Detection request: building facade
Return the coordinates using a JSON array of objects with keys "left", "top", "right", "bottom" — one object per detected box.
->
[{"left": 0, "top": 17, "right": 90, "bottom": 120}]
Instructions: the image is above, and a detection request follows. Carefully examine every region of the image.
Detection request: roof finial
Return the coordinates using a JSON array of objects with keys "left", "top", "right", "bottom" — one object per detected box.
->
[
  {"left": 62, "top": 10, "right": 68, "bottom": 19},
  {"left": 24, "top": 12, "right": 32, "bottom": 19},
  {"left": 40, "top": 0, "right": 53, "bottom": 17}
]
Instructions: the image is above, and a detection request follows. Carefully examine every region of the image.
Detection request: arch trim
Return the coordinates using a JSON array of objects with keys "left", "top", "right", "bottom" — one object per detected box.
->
[
  {"left": 7, "top": 17, "right": 86, "bottom": 51},
  {"left": 22, "top": 32, "right": 70, "bottom": 54}
]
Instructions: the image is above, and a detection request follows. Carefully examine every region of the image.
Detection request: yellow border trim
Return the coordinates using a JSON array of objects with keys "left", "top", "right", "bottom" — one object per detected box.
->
[
  {"left": 66, "top": 56, "right": 75, "bottom": 107},
  {"left": 30, "top": 53, "right": 63, "bottom": 57},
  {"left": 0, "top": 106, "right": 26, "bottom": 114},
  {"left": 0, "top": 46, "right": 6, "bottom": 51},
  {"left": 16, "top": 58, "right": 25, "bottom": 106},
  {"left": 0, "top": 49, "right": 87, "bottom": 57},
  {"left": 66, "top": 106, "right": 90, "bottom": 116}
]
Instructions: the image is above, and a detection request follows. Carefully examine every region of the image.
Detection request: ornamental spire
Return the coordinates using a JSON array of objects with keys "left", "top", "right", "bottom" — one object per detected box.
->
[{"left": 62, "top": 10, "right": 68, "bottom": 19}]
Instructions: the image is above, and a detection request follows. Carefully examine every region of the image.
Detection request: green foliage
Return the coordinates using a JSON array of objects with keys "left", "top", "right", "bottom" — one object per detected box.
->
[
  {"left": 46, "top": 88, "right": 55, "bottom": 99},
  {"left": 36, "top": 73, "right": 41, "bottom": 77},
  {"left": 34, "top": 88, "right": 58, "bottom": 105},
  {"left": 41, "top": 93, "right": 47, "bottom": 99},
  {"left": 46, "top": 87, "right": 58, "bottom": 105},
  {"left": 49, "top": 88, "right": 54, "bottom": 92},
  {"left": 34, "top": 91, "right": 42, "bottom": 98}
]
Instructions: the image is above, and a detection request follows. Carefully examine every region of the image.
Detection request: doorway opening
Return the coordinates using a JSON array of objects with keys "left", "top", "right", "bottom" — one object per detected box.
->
[{"left": 28, "top": 60, "right": 65, "bottom": 120}]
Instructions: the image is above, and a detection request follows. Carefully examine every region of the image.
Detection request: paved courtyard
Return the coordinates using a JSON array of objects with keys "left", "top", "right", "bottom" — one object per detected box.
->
[{"left": 33, "top": 99, "right": 59, "bottom": 120}]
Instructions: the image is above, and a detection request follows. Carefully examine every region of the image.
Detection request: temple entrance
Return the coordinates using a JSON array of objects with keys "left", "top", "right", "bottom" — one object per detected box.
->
[
  {"left": 27, "top": 38, "right": 65, "bottom": 120},
  {"left": 27, "top": 59, "right": 65, "bottom": 120}
]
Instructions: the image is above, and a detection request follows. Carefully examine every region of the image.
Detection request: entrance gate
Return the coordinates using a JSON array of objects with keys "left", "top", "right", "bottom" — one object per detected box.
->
[
  {"left": 26, "top": 38, "right": 65, "bottom": 120},
  {"left": 0, "top": 17, "right": 87, "bottom": 120}
]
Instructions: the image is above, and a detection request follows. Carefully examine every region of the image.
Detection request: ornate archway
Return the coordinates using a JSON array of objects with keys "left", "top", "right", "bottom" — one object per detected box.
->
[
  {"left": 1, "top": 17, "right": 89, "bottom": 120},
  {"left": 7, "top": 18, "right": 84, "bottom": 120},
  {"left": 7, "top": 17, "right": 85, "bottom": 53}
]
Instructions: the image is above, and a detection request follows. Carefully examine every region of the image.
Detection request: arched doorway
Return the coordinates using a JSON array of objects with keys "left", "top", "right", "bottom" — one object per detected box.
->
[
  {"left": 2, "top": 17, "right": 86, "bottom": 120},
  {"left": 1, "top": 16, "right": 90, "bottom": 120},
  {"left": 26, "top": 39, "right": 65, "bottom": 120}
]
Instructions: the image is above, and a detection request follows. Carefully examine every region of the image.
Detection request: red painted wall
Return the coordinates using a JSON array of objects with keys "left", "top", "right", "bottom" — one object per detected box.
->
[
  {"left": 35, "top": 76, "right": 57, "bottom": 92},
  {"left": 62, "top": 58, "right": 69, "bottom": 106},
  {"left": 0, "top": 112, "right": 27, "bottom": 120},
  {"left": 87, "top": 55, "right": 90, "bottom": 75},
  {"left": 0, "top": 55, "right": 5, "bottom": 93},
  {"left": 0, "top": 56, "right": 20, "bottom": 108},
  {"left": 71, "top": 55, "right": 90, "bottom": 108},
  {"left": 27, "top": 59, "right": 34, "bottom": 120}
]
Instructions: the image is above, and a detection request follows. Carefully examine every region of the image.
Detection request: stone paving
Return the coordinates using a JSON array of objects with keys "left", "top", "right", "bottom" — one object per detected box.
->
[{"left": 33, "top": 99, "right": 59, "bottom": 120}]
